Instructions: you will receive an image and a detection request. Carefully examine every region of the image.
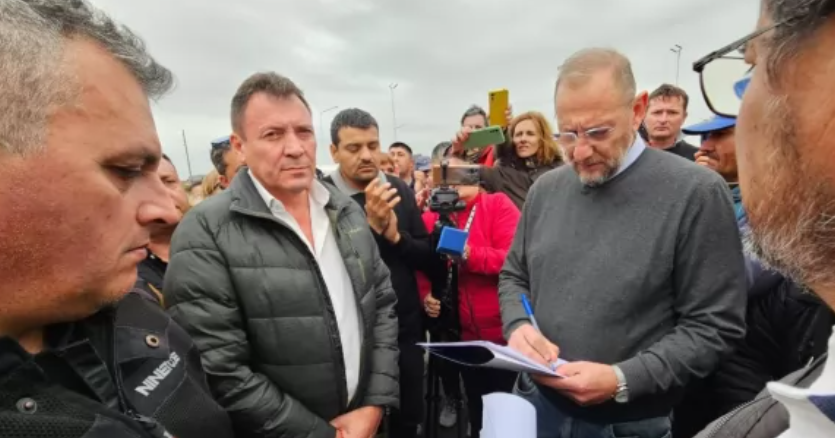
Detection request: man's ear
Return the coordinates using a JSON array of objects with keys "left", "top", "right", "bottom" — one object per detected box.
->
[
  {"left": 230, "top": 133, "right": 244, "bottom": 154},
  {"left": 633, "top": 91, "right": 649, "bottom": 131},
  {"left": 329, "top": 143, "right": 338, "bottom": 162}
]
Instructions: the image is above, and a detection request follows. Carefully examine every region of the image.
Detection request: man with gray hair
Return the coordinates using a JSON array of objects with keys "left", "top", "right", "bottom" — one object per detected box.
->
[
  {"left": 691, "top": 1, "right": 835, "bottom": 436},
  {"left": 498, "top": 47, "right": 746, "bottom": 437},
  {"left": 0, "top": 1, "right": 234, "bottom": 438}
]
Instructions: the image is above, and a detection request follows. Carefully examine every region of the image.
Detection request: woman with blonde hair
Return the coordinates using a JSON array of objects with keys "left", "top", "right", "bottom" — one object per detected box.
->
[
  {"left": 201, "top": 169, "right": 222, "bottom": 198},
  {"left": 480, "top": 111, "right": 563, "bottom": 209}
]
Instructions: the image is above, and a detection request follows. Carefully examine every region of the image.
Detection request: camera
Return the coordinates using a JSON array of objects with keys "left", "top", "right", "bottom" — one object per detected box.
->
[{"left": 428, "top": 159, "right": 472, "bottom": 216}]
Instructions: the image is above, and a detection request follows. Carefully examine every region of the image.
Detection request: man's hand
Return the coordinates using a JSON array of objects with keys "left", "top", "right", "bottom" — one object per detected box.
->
[
  {"left": 424, "top": 294, "right": 441, "bottom": 318},
  {"left": 451, "top": 127, "right": 473, "bottom": 155},
  {"left": 534, "top": 362, "right": 619, "bottom": 407},
  {"left": 382, "top": 210, "right": 400, "bottom": 244},
  {"left": 330, "top": 406, "right": 383, "bottom": 438},
  {"left": 365, "top": 177, "right": 401, "bottom": 237},
  {"left": 415, "top": 188, "right": 430, "bottom": 210},
  {"left": 694, "top": 151, "right": 718, "bottom": 172},
  {"left": 504, "top": 104, "right": 514, "bottom": 127},
  {"left": 507, "top": 323, "right": 560, "bottom": 366}
]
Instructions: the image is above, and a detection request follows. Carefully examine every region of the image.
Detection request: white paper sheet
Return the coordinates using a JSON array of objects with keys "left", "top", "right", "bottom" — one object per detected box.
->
[
  {"left": 418, "top": 340, "right": 567, "bottom": 377},
  {"left": 481, "top": 393, "right": 537, "bottom": 438}
]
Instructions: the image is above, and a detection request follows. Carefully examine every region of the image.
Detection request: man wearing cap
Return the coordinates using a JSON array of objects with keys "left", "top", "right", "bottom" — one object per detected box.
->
[
  {"left": 210, "top": 135, "right": 244, "bottom": 189},
  {"left": 683, "top": 116, "right": 743, "bottom": 220}
]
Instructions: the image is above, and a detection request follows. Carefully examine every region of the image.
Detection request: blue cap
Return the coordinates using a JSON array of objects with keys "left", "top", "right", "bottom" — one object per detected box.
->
[
  {"left": 682, "top": 115, "right": 736, "bottom": 135},
  {"left": 211, "top": 135, "right": 231, "bottom": 147},
  {"left": 414, "top": 154, "right": 431, "bottom": 171}
]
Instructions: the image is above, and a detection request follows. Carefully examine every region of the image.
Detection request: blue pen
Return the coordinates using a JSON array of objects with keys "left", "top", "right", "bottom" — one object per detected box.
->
[
  {"left": 520, "top": 294, "right": 557, "bottom": 371},
  {"left": 520, "top": 294, "right": 541, "bottom": 332}
]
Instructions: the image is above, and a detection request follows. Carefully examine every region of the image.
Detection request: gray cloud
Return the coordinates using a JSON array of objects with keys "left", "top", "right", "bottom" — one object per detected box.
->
[{"left": 92, "top": 0, "right": 759, "bottom": 177}]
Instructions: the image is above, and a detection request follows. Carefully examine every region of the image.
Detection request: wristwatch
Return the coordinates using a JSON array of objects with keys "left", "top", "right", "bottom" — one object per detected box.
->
[{"left": 612, "top": 365, "right": 629, "bottom": 404}]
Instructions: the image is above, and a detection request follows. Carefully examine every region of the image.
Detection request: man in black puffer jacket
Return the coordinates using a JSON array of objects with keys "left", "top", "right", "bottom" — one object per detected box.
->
[
  {"left": 165, "top": 74, "right": 400, "bottom": 438},
  {"left": 0, "top": 2, "right": 234, "bottom": 437}
]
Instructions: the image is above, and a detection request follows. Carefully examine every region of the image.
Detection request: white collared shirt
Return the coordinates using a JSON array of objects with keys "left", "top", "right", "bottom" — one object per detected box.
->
[
  {"left": 770, "top": 329, "right": 835, "bottom": 438},
  {"left": 249, "top": 170, "right": 362, "bottom": 403}
]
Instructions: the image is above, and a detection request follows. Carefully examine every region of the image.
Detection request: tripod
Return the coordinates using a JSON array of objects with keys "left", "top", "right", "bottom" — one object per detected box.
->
[
  {"left": 424, "top": 210, "right": 467, "bottom": 438},
  {"left": 424, "top": 331, "right": 467, "bottom": 438}
]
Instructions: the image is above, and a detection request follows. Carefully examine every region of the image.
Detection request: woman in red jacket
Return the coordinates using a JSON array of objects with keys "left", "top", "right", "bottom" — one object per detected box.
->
[{"left": 420, "top": 161, "right": 521, "bottom": 438}]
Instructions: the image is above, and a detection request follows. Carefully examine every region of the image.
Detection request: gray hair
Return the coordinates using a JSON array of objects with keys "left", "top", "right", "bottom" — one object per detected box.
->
[
  {"left": 330, "top": 108, "right": 379, "bottom": 146},
  {"left": 231, "top": 72, "right": 310, "bottom": 138},
  {"left": 555, "top": 48, "right": 636, "bottom": 104},
  {"left": 763, "top": 0, "right": 835, "bottom": 83},
  {"left": 0, "top": 0, "right": 174, "bottom": 155}
]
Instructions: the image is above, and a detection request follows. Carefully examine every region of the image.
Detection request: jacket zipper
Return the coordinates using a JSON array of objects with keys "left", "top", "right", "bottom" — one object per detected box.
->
[
  {"left": 231, "top": 203, "right": 368, "bottom": 411},
  {"left": 703, "top": 398, "right": 759, "bottom": 438},
  {"left": 703, "top": 354, "right": 828, "bottom": 438}
]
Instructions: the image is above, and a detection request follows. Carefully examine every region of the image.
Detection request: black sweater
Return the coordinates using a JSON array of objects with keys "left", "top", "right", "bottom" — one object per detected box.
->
[{"left": 323, "top": 174, "right": 433, "bottom": 342}]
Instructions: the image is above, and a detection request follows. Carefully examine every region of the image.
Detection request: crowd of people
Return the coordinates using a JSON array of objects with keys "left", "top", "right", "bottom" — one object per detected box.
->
[{"left": 3, "top": 1, "right": 835, "bottom": 438}]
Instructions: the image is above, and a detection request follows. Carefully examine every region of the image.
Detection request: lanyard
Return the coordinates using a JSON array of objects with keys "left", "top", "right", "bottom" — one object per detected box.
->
[
  {"left": 443, "top": 205, "right": 477, "bottom": 303},
  {"left": 462, "top": 205, "right": 477, "bottom": 232}
]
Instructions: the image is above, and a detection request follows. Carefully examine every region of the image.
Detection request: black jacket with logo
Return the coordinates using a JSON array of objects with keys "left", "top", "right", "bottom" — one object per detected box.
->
[{"left": 0, "top": 292, "right": 234, "bottom": 438}]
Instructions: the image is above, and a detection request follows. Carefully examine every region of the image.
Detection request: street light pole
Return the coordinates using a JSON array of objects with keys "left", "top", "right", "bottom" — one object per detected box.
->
[
  {"left": 389, "top": 83, "right": 398, "bottom": 141},
  {"left": 670, "top": 45, "right": 682, "bottom": 86},
  {"left": 181, "top": 129, "right": 193, "bottom": 178},
  {"left": 319, "top": 106, "right": 338, "bottom": 145}
]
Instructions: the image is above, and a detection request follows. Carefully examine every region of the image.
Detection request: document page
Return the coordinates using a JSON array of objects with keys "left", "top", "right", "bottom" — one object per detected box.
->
[{"left": 418, "top": 340, "right": 567, "bottom": 377}]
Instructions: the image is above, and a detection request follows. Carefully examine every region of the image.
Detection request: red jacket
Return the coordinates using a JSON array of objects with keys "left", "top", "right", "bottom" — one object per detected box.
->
[{"left": 418, "top": 192, "right": 520, "bottom": 344}]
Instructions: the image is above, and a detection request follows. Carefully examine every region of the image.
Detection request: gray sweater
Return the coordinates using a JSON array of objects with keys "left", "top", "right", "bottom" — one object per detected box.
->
[{"left": 499, "top": 148, "right": 747, "bottom": 422}]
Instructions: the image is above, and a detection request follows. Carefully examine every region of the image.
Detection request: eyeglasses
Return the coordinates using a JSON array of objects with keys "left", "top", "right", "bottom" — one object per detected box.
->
[
  {"left": 692, "top": 16, "right": 799, "bottom": 118},
  {"left": 554, "top": 126, "right": 614, "bottom": 146}
]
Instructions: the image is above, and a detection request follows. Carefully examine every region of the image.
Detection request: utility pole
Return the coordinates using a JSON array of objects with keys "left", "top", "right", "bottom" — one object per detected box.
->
[
  {"left": 389, "top": 83, "right": 398, "bottom": 141},
  {"left": 181, "top": 129, "right": 193, "bottom": 178},
  {"left": 670, "top": 45, "right": 682, "bottom": 86},
  {"left": 320, "top": 106, "right": 338, "bottom": 145}
]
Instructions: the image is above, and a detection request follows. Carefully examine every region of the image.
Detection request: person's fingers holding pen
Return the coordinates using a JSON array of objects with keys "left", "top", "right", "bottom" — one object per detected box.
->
[{"left": 508, "top": 324, "right": 560, "bottom": 366}]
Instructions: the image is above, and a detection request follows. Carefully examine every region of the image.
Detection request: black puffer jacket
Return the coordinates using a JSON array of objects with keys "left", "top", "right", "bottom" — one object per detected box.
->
[
  {"left": 165, "top": 170, "right": 400, "bottom": 438},
  {"left": 674, "top": 279, "right": 834, "bottom": 437},
  {"left": 479, "top": 137, "right": 562, "bottom": 209},
  {"left": 0, "top": 292, "right": 234, "bottom": 438}
]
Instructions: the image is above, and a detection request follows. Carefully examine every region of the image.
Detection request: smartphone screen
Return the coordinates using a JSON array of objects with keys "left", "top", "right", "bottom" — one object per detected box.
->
[{"left": 432, "top": 164, "right": 481, "bottom": 186}]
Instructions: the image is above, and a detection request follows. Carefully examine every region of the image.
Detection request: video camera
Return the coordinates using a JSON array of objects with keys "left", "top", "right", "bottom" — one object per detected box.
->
[{"left": 428, "top": 159, "right": 480, "bottom": 216}]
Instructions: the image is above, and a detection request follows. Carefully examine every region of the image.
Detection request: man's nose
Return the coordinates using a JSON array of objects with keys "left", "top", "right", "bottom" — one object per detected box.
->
[
  {"left": 284, "top": 134, "right": 305, "bottom": 157},
  {"left": 138, "top": 178, "right": 180, "bottom": 227},
  {"left": 358, "top": 147, "right": 374, "bottom": 162},
  {"left": 573, "top": 143, "right": 593, "bottom": 162}
]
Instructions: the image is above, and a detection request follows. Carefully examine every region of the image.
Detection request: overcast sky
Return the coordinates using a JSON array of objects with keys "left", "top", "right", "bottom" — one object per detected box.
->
[{"left": 91, "top": 0, "right": 759, "bottom": 177}]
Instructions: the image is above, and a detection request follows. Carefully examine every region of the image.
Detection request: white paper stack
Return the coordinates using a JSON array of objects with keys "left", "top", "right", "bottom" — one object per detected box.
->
[
  {"left": 418, "top": 340, "right": 567, "bottom": 376},
  {"left": 481, "top": 393, "right": 537, "bottom": 438}
]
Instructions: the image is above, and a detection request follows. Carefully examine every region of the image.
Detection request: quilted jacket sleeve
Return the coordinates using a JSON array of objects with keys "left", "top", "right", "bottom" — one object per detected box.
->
[
  {"left": 164, "top": 210, "right": 337, "bottom": 438},
  {"left": 359, "top": 239, "right": 401, "bottom": 409}
]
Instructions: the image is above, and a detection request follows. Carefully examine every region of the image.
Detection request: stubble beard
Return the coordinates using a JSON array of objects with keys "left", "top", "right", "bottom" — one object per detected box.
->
[{"left": 743, "top": 95, "right": 835, "bottom": 293}]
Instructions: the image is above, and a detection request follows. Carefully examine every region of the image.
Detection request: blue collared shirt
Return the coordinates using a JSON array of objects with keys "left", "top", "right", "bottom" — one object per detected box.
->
[{"left": 609, "top": 133, "right": 647, "bottom": 181}]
